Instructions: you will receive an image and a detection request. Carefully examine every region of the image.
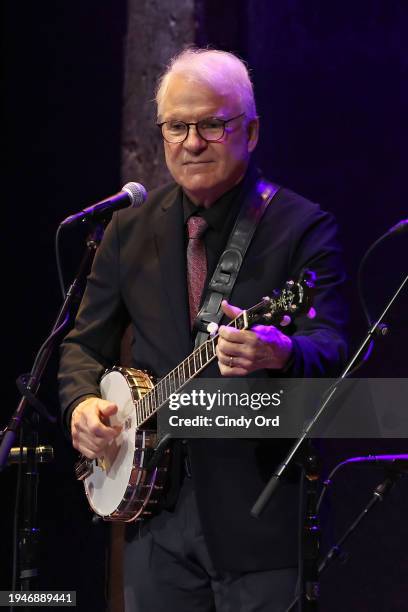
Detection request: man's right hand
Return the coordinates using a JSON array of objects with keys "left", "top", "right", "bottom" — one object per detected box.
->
[{"left": 71, "top": 397, "right": 122, "bottom": 459}]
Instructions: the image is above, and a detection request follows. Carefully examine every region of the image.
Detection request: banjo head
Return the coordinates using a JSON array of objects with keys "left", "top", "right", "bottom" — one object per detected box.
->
[{"left": 83, "top": 370, "right": 138, "bottom": 517}]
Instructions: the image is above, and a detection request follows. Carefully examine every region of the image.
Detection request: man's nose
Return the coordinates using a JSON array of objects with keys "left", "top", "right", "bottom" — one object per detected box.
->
[{"left": 183, "top": 125, "right": 207, "bottom": 152}]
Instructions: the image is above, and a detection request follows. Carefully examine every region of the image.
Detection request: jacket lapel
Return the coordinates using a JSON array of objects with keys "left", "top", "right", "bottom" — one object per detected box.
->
[{"left": 153, "top": 186, "right": 191, "bottom": 361}]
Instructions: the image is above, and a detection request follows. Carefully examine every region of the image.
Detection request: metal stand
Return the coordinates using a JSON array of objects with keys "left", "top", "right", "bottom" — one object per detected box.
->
[
  {"left": 252, "top": 275, "right": 407, "bottom": 518},
  {"left": 301, "top": 444, "right": 321, "bottom": 610},
  {"left": 285, "top": 459, "right": 405, "bottom": 611},
  {"left": 0, "top": 224, "right": 103, "bottom": 595},
  {"left": 251, "top": 267, "right": 407, "bottom": 612},
  {"left": 318, "top": 470, "right": 399, "bottom": 576}
]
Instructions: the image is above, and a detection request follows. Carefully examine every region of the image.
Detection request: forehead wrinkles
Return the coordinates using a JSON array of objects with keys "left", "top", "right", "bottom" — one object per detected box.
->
[{"left": 158, "top": 75, "right": 241, "bottom": 121}]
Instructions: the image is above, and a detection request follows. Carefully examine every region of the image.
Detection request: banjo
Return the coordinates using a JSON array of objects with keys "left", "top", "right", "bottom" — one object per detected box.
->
[{"left": 75, "top": 272, "right": 315, "bottom": 522}]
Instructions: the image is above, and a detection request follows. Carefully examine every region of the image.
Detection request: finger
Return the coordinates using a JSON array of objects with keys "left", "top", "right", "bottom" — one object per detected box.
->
[
  {"left": 217, "top": 338, "right": 244, "bottom": 358},
  {"left": 73, "top": 442, "right": 97, "bottom": 459},
  {"left": 83, "top": 410, "right": 121, "bottom": 439},
  {"left": 279, "top": 315, "right": 291, "bottom": 327},
  {"left": 73, "top": 423, "right": 122, "bottom": 456},
  {"left": 218, "top": 349, "right": 256, "bottom": 370},
  {"left": 72, "top": 430, "right": 104, "bottom": 457},
  {"left": 221, "top": 299, "right": 242, "bottom": 320},
  {"left": 75, "top": 443, "right": 105, "bottom": 460},
  {"left": 219, "top": 326, "right": 256, "bottom": 344},
  {"left": 216, "top": 345, "right": 252, "bottom": 369},
  {"left": 99, "top": 405, "right": 122, "bottom": 431},
  {"left": 73, "top": 418, "right": 118, "bottom": 444},
  {"left": 218, "top": 361, "right": 249, "bottom": 377},
  {"left": 73, "top": 434, "right": 104, "bottom": 457},
  {"left": 220, "top": 355, "right": 252, "bottom": 370},
  {"left": 99, "top": 403, "right": 118, "bottom": 417},
  {"left": 72, "top": 399, "right": 117, "bottom": 424}
]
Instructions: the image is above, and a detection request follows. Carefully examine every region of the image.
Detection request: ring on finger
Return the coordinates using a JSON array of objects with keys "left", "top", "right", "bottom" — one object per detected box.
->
[{"left": 229, "top": 356, "right": 234, "bottom": 368}]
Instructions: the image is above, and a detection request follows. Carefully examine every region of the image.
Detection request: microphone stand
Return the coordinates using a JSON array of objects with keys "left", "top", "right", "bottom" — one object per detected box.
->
[
  {"left": 284, "top": 463, "right": 403, "bottom": 612},
  {"left": 0, "top": 223, "right": 103, "bottom": 597},
  {"left": 298, "top": 442, "right": 321, "bottom": 610},
  {"left": 252, "top": 271, "right": 408, "bottom": 517},
  {"left": 251, "top": 272, "right": 408, "bottom": 611},
  {"left": 318, "top": 469, "right": 400, "bottom": 576}
]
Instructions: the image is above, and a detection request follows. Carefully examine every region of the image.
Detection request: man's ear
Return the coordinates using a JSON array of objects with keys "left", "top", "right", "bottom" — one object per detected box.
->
[{"left": 247, "top": 117, "right": 259, "bottom": 153}]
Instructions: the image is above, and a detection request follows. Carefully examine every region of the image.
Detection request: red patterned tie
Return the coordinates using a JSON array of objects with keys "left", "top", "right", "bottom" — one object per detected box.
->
[{"left": 187, "top": 216, "right": 208, "bottom": 327}]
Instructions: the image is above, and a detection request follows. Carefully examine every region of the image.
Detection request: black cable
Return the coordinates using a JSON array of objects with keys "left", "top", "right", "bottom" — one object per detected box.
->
[
  {"left": 352, "top": 224, "right": 407, "bottom": 375},
  {"left": 30, "top": 314, "right": 69, "bottom": 376},
  {"left": 357, "top": 232, "right": 394, "bottom": 327},
  {"left": 55, "top": 223, "right": 66, "bottom": 300}
]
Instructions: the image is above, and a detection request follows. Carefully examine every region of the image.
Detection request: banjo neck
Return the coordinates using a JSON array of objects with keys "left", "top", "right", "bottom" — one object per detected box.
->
[{"left": 136, "top": 312, "right": 247, "bottom": 428}]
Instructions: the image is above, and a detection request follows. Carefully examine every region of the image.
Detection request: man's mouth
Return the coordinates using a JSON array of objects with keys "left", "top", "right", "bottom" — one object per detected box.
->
[{"left": 182, "top": 160, "right": 213, "bottom": 165}]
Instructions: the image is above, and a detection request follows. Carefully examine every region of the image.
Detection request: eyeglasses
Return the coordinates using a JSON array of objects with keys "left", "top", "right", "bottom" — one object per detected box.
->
[{"left": 157, "top": 113, "right": 246, "bottom": 144}]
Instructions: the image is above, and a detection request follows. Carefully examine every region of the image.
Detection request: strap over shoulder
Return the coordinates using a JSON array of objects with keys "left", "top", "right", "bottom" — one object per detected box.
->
[{"left": 193, "top": 178, "right": 280, "bottom": 347}]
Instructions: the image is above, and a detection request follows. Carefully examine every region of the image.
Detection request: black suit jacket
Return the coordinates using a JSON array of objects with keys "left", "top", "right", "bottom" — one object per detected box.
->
[{"left": 59, "top": 175, "right": 347, "bottom": 571}]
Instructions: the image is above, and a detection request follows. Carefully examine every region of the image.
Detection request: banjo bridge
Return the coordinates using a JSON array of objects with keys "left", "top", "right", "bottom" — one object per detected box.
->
[{"left": 96, "top": 457, "right": 107, "bottom": 471}]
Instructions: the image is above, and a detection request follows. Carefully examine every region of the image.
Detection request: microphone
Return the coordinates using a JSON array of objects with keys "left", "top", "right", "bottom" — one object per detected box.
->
[
  {"left": 387, "top": 218, "right": 408, "bottom": 235},
  {"left": 60, "top": 182, "right": 147, "bottom": 227}
]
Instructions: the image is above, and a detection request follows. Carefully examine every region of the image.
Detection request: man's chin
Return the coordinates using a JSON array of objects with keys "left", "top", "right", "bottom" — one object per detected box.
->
[
  {"left": 181, "top": 164, "right": 215, "bottom": 180},
  {"left": 179, "top": 175, "right": 216, "bottom": 195}
]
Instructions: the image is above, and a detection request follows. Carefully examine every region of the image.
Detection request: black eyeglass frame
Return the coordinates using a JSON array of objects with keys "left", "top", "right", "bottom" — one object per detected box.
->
[{"left": 156, "top": 112, "right": 246, "bottom": 144}]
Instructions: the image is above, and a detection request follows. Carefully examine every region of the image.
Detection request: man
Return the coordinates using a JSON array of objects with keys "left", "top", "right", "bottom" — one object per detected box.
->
[{"left": 59, "top": 48, "right": 347, "bottom": 611}]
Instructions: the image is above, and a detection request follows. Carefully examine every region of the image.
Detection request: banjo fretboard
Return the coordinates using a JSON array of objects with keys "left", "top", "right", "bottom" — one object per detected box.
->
[{"left": 135, "top": 300, "right": 274, "bottom": 427}]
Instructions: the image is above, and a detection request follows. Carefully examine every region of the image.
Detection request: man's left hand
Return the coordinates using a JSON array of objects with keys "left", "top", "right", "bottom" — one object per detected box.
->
[{"left": 216, "top": 300, "right": 293, "bottom": 376}]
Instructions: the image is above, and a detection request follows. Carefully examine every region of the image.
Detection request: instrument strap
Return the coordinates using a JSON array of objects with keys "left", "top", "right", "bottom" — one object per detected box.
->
[{"left": 193, "top": 178, "right": 280, "bottom": 347}]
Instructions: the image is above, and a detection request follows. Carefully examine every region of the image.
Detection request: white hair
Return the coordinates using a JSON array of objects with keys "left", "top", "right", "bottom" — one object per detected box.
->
[{"left": 155, "top": 48, "right": 257, "bottom": 120}]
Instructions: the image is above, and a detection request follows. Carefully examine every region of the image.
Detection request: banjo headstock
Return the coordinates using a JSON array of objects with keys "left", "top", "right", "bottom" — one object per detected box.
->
[{"left": 235, "top": 269, "right": 316, "bottom": 330}]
